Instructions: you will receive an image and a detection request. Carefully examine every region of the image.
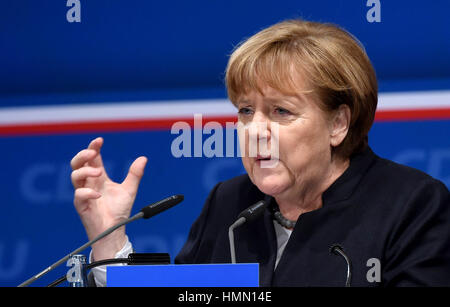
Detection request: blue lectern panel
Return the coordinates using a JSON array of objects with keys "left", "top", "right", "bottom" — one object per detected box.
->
[{"left": 107, "top": 264, "right": 259, "bottom": 287}]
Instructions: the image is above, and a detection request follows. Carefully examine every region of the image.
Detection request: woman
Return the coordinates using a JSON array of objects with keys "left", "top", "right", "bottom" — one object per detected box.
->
[{"left": 70, "top": 20, "right": 450, "bottom": 286}]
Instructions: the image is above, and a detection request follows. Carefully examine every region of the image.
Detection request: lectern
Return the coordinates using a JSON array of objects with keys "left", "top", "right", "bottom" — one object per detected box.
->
[{"left": 107, "top": 263, "right": 259, "bottom": 287}]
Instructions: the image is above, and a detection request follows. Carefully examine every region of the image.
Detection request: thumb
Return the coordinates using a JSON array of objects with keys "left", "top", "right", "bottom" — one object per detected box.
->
[{"left": 122, "top": 156, "right": 148, "bottom": 194}]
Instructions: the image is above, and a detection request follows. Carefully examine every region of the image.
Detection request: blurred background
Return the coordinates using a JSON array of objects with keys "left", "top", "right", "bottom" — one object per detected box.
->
[{"left": 0, "top": 0, "right": 449, "bottom": 286}]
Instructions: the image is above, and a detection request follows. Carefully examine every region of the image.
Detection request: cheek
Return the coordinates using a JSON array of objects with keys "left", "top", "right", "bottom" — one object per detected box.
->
[{"left": 278, "top": 123, "right": 331, "bottom": 166}]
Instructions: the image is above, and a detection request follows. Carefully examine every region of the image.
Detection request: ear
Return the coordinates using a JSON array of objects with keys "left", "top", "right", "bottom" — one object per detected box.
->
[{"left": 329, "top": 104, "right": 351, "bottom": 147}]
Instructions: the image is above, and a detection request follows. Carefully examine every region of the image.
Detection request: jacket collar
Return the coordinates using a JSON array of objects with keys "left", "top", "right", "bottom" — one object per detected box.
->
[{"left": 321, "top": 146, "right": 377, "bottom": 206}]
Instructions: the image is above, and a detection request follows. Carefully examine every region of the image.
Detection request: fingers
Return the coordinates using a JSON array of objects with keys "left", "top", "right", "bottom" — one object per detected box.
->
[
  {"left": 88, "top": 137, "right": 103, "bottom": 150},
  {"left": 70, "top": 149, "right": 98, "bottom": 170},
  {"left": 86, "top": 137, "right": 105, "bottom": 168},
  {"left": 74, "top": 187, "right": 102, "bottom": 201},
  {"left": 122, "top": 156, "right": 148, "bottom": 193},
  {"left": 73, "top": 188, "right": 102, "bottom": 211},
  {"left": 71, "top": 166, "right": 102, "bottom": 188},
  {"left": 70, "top": 137, "right": 105, "bottom": 171}
]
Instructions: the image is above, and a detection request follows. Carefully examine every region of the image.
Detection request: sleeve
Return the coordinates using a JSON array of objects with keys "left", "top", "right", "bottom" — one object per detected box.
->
[
  {"left": 88, "top": 236, "right": 133, "bottom": 287},
  {"left": 174, "top": 181, "right": 222, "bottom": 264},
  {"left": 383, "top": 179, "right": 450, "bottom": 286}
]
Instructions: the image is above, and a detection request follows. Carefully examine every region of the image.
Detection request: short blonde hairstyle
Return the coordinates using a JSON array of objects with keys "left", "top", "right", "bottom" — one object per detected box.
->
[{"left": 225, "top": 19, "right": 378, "bottom": 158}]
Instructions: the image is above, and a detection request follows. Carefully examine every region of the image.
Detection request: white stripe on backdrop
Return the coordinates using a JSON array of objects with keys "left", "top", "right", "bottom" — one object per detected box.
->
[{"left": 0, "top": 90, "right": 449, "bottom": 126}]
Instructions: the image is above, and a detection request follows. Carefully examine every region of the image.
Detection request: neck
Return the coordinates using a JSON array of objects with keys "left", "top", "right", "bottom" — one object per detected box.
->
[{"left": 275, "top": 156, "right": 350, "bottom": 221}]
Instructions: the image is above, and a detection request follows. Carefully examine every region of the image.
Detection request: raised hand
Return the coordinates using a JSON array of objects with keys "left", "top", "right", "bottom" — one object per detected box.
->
[{"left": 70, "top": 137, "right": 147, "bottom": 260}]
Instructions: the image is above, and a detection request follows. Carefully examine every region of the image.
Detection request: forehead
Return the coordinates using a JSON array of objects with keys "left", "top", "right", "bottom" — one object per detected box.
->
[
  {"left": 234, "top": 62, "right": 315, "bottom": 101},
  {"left": 235, "top": 82, "right": 314, "bottom": 108}
]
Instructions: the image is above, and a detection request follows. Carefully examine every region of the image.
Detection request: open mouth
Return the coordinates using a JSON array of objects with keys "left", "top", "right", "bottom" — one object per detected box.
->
[
  {"left": 256, "top": 154, "right": 271, "bottom": 161},
  {"left": 255, "top": 155, "right": 279, "bottom": 168}
]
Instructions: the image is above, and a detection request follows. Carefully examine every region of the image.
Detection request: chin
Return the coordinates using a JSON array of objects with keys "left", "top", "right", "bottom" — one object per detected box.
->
[{"left": 252, "top": 174, "right": 289, "bottom": 197}]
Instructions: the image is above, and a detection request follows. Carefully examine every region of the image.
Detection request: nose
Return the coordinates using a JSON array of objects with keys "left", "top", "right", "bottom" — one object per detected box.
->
[
  {"left": 246, "top": 111, "right": 272, "bottom": 157},
  {"left": 248, "top": 111, "right": 271, "bottom": 140}
]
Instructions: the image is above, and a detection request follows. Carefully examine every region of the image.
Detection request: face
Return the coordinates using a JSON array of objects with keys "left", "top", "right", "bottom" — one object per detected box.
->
[{"left": 236, "top": 83, "right": 339, "bottom": 201}]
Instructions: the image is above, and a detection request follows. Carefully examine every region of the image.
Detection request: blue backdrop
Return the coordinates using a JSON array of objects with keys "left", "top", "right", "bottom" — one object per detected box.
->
[{"left": 0, "top": 0, "right": 449, "bottom": 286}]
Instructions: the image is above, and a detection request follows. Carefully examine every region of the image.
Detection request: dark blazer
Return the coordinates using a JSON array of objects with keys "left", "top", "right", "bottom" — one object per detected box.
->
[{"left": 175, "top": 147, "right": 450, "bottom": 286}]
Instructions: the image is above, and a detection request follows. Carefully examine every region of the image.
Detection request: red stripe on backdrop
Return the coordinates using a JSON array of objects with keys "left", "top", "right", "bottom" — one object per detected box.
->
[
  {"left": 374, "top": 108, "right": 450, "bottom": 121},
  {"left": 1, "top": 109, "right": 450, "bottom": 136},
  {"left": 0, "top": 116, "right": 239, "bottom": 137}
]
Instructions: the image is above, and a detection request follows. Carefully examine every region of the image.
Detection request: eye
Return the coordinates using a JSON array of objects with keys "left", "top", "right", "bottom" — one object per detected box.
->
[
  {"left": 238, "top": 107, "right": 253, "bottom": 116},
  {"left": 274, "top": 107, "right": 291, "bottom": 116}
]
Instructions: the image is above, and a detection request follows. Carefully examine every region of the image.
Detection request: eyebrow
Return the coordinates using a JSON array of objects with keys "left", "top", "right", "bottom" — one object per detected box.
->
[
  {"left": 264, "top": 95, "right": 306, "bottom": 107},
  {"left": 235, "top": 99, "right": 251, "bottom": 106},
  {"left": 235, "top": 92, "right": 309, "bottom": 107}
]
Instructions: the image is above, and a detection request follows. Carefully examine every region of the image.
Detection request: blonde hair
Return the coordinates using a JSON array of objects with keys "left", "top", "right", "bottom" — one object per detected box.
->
[{"left": 225, "top": 19, "right": 378, "bottom": 158}]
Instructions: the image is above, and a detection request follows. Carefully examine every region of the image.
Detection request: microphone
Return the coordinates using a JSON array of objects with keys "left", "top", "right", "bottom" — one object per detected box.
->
[
  {"left": 330, "top": 243, "right": 352, "bottom": 287},
  {"left": 140, "top": 194, "right": 184, "bottom": 219},
  {"left": 228, "top": 200, "right": 268, "bottom": 263},
  {"left": 18, "top": 194, "right": 184, "bottom": 287}
]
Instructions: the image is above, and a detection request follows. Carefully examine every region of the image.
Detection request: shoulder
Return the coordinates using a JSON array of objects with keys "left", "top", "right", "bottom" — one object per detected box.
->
[
  {"left": 365, "top": 152, "right": 449, "bottom": 200},
  {"left": 373, "top": 155, "right": 449, "bottom": 218},
  {"left": 351, "top": 149, "right": 449, "bottom": 235},
  {"left": 374, "top": 155, "right": 440, "bottom": 183},
  {"left": 366, "top": 151, "right": 450, "bottom": 242}
]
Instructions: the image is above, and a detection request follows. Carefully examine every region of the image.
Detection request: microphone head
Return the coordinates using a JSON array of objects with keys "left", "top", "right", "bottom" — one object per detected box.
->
[
  {"left": 237, "top": 200, "right": 268, "bottom": 222},
  {"left": 140, "top": 194, "right": 184, "bottom": 219},
  {"left": 329, "top": 243, "right": 344, "bottom": 255}
]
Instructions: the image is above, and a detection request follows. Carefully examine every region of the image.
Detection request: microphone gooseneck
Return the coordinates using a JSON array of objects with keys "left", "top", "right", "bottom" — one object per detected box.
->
[
  {"left": 18, "top": 195, "right": 184, "bottom": 287},
  {"left": 228, "top": 200, "right": 268, "bottom": 264},
  {"left": 330, "top": 243, "right": 352, "bottom": 287},
  {"left": 228, "top": 217, "right": 246, "bottom": 264}
]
